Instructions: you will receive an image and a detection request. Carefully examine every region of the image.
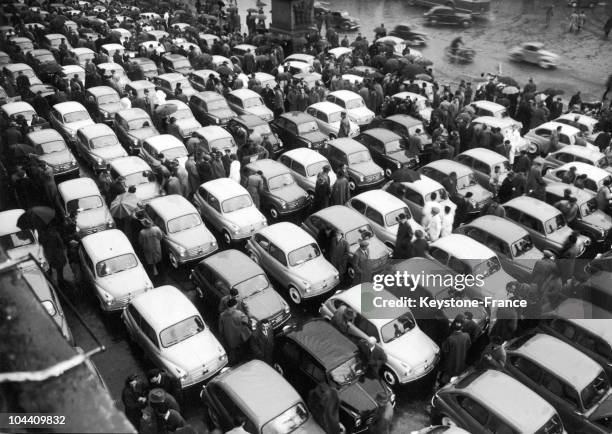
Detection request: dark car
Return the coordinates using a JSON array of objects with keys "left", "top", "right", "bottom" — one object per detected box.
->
[
  {"left": 189, "top": 249, "right": 291, "bottom": 329},
  {"left": 84, "top": 86, "right": 122, "bottom": 124},
  {"left": 189, "top": 91, "right": 237, "bottom": 127},
  {"left": 25, "top": 49, "right": 61, "bottom": 83},
  {"left": 226, "top": 115, "right": 283, "bottom": 158},
  {"left": 388, "top": 23, "right": 428, "bottom": 46},
  {"left": 274, "top": 319, "right": 394, "bottom": 433},
  {"left": 327, "top": 10, "right": 360, "bottom": 31},
  {"left": 409, "top": 0, "right": 490, "bottom": 15},
  {"left": 160, "top": 53, "right": 193, "bottom": 76},
  {"left": 271, "top": 111, "right": 328, "bottom": 151},
  {"left": 355, "top": 128, "right": 417, "bottom": 177},
  {"left": 577, "top": 272, "right": 612, "bottom": 314},
  {"left": 369, "top": 114, "right": 432, "bottom": 159},
  {"left": 424, "top": 6, "right": 473, "bottom": 27}
]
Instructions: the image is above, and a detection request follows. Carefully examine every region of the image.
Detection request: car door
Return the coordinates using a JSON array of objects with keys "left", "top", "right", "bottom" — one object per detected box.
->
[
  {"left": 204, "top": 191, "right": 223, "bottom": 231},
  {"left": 402, "top": 185, "right": 425, "bottom": 221},
  {"left": 275, "top": 337, "right": 306, "bottom": 392},
  {"left": 267, "top": 242, "right": 289, "bottom": 286},
  {"left": 291, "top": 160, "right": 308, "bottom": 190},
  {"left": 299, "top": 353, "right": 327, "bottom": 394},
  {"left": 364, "top": 206, "right": 386, "bottom": 239},
  {"left": 351, "top": 312, "right": 381, "bottom": 343},
  {"left": 136, "top": 312, "right": 163, "bottom": 367},
  {"left": 78, "top": 246, "right": 96, "bottom": 287},
  {"left": 192, "top": 260, "right": 216, "bottom": 297}
]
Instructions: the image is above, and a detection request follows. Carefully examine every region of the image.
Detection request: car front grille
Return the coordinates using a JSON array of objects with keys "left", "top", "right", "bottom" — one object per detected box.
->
[
  {"left": 288, "top": 197, "right": 307, "bottom": 210},
  {"left": 364, "top": 173, "right": 382, "bottom": 183},
  {"left": 183, "top": 358, "right": 226, "bottom": 387},
  {"left": 270, "top": 311, "right": 291, "bottom": 328},
  {"left": 186, "top": 243, "right": 217, "bottom": 259},
  {"left": 80, "top": 223, "right": 109, "bottom": 236}
]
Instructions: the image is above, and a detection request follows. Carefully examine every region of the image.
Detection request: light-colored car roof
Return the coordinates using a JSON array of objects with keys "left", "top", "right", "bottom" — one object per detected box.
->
[
  {"left": 126, "top": 80, "right": 155, "bottom": 90},
  {"left": 463, "top": 370, "right": 557, "bottom": 433},
  {"left": 392, "top": 91, "right": 426, "bottom": 101},
  {"left": 144, "top": 134, "right": 186, "bottom": 153},
  {"left": 79, "top": 123, "right": 116, "bottom": 138},
  {"left": 458, "top": 148, "right": 509, "bottom": 166},
  {"left": 556, "top": 113, "right": 598, "bottom": 126},
  {"left": 430, "top": 234, "right": 496, "bottom": 260},
  {"left": 353, "top": 190, "right": 407, "bottom": 215},
  {"left": 61, "top": 64, "right": 85, "bottom": 75},
  {"left": 553, "top": 298, "right": 612, "bottom": 344},
  {"left": 545, "top": 182, "right": 594, "bottom": 203},
  {"left": 53, "top": 101, "right": 88, "bottom": 114},
  {"left": 71, "top": 47, "right": 95, "bottom": 55},
  {"left": 400, "top": 175, "right": 445, "bottom": 196},
  {"left": 229, "top": 88, "right": 261, "bottom": 99},
  {"left": 361, "top": 128, "right": 402, "bottom": 143},
  {"left": 233, "top": 43, "right": 257, "bottom": 52},
  {"left": 101, "top": 43, "right": 125, "bottom": 51},
  {"left": 328, "top": 46, "right": 353, "bottom": 57},
  {"left": 191, "top": 69, "right": 219, "bottom": 80},
  {"left": 246, "top": 159, "right": 292, "bottom": 178},
  {"left": 131, "top": 285, "right": 199, "bottom": 330},
  {"left": 58, "top": 177, "right": 100, "bottom": 201},
  {"left": 257, "top": 222, "right": 315, "bottom": 251},
  {"left": 550, "top": 145, "right": 604, "bottom": 161},
  {"left": 534, "top": 121, "right": 580, "bottom": 136},
  {"left": 503, "top": 196, "right": 561, "bottom": 221},
  {"left": 27, "top": 128, "right": 64, "bottom": 143},
  {"left": 97, "top": 62, "right": 125, "bottom": 72},
  {"left": 284, "top": 53, "right": 315, "bottom": 64},
  {"left": 554, "top": 162, "right": 610, "bottom": 183},
  {"left": 464, "top": 215, "right": 529, "bottom": 242},
  {"left": 2, "top": 101, "right": 35, "bottom": 114},
  {"left": 308, "top": 101, "right": 344, "bottom": 114},
  {"left": 329, "top": 89, "right": 362, "bottom": 101},
  {"left": 514, "top": 333, "right": 603, "bottom": 392},
  {"left": 470, "top": 100, "right": 506, "bottom": 112},
  {"left": 424, "top": 159, "right": 473, "bottom": 177},
  {"left": 329, "top": 137, "right": 368, "bottom": 154},
  {"left": 471, "top": 116, "right": 517, "bottom": 129},
  {"left": 332, "top": 284, "right": 410, "bottom": 328},
  {"left": 109, "top": 156, "right": 152, "bottom": 175},
  {"left": 157, "top": 72, "right": 185, "bottom": 82},
  {"left": 117, "top": 107, "right": 150, "bottom": 120},
  {"left": 147, "top": 194, "right": 199, "bottom": 222},
  {"left": 81, "top": 228, "right": 134, "bottom": 259},
  {"left": 0, "top": 209, "right": 25, "bottom": 235},
  {"left": 193, "top": 125, "right": 233, "bottom": 141},
  {"left": 87, "top": 85, "right": 118, "bottom": 97},
  {"left": 282, "top": 148, "right": 328, "bottom": 167},
  {"left": 312, "top": 205, "right": 371, "bottom": 233},
  {"left": 3, "top": 63, "right": 33, "bottom": 73},
  {"left": 202, "top": 178, "right": 249, "bottom": 201}
]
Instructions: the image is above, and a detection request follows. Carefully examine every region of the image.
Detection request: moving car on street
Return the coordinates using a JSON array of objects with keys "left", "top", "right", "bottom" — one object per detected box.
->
[
  {"left": 424, "top": 6, "right": 473, "bottom": 27},
  {"left": 509, "top": 42, "right": 559, "bottom": 69}
]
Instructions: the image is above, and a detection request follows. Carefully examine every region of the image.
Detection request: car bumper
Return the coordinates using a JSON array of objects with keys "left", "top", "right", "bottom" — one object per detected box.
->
[
  {"left": 77, "top": 222, "right": 115, "bottom": 238},
  {"left": 99, "top": 288, "right": 148, "bottom": 312},
  {"left": 277, "top": 199, "right": 310, "bottom": 216},
  {"left": 230, "top": 222, "right": 268, "bottom": 241},
  {"left": 53, "top": 165, "right": 80, "bottom": 178},
  {"left": 356, "top": 176, "right": 386, "bottom": 190},
  {"left": 181, "top": 358, "right": 228, "bottom": 388},
  {"left": 175, "top": 243, "right": 219, "bottom": 264},
  {"left": 399, "top": 353, "right": 439, "bottom": 384}
]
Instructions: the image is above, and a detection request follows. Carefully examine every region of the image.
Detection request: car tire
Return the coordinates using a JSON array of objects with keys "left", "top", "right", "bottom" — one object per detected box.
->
[
  {"left": 222, "top": 230, "right": 232, "bottom": 245},
  {"left": 384, "top": 168, "right": 393, "bottom": 177},
  {"left": 440, "top": 415, "right": 458, "bottom": 427},
  {"left": 273, "top": 362, "right": 284, "bottom": 376},
  {"left": 348, "top": 179, "right": 357, "bottom": 191},
  {"left": 539, "top": 60, "right": 550, "bottom": 69},
  {"left": 347, "top": 264, "right": 356, "bottom": 280},
  {"left": 329, "top": 133, "right": 337, "bottom": 139},
  {"left": 382, "top": 367, "right": 399, "bottom": 388},
  {"left": 269, "top": 207, "right": 280, "bottom": 220},
  {"left": 194, "top": 284, "right": 204, "bottom": 299},
  {"left": 288, "top": 286, "right": 302, "bottom": 304},
  {"left": 169, "top": 252, "right": 179, "bottom": 269}
]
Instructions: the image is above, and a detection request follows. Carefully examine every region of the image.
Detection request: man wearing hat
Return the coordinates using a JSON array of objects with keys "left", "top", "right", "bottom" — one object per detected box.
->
[
  {"left": 331, "top": 305, "right": 355, "bottom": 334},
  {"left": 352, "top": 239, "right": 371, "bottom": 284},
  {"left": 122, "top": 374, "right": 147, "bottom": 429},
  {"left": 138, "top": 218, "right": 164, "bottom": 277},
  {"left": 393, "top": 213, "right": 413, "bottom": 259},
  {"left": 439, "top": 317, "right": 471, "bottom": 386},
  {"left": 148, "top": 388, "right": 186, "bottom": 433},
  {"left": 371, "top": 391, "right": 394, "bottom": 434},
  {"left": 358, "top": 336, "right": 387, "bottom": 379},
  {"left": 531, "top": 250, "right": 558, "bottom": 289},
  {"left": 147, "top": 369, "right": 181, "bottom": 405},
  {"left": 313, "top": 165, "right": 331, "bottom": 212}
]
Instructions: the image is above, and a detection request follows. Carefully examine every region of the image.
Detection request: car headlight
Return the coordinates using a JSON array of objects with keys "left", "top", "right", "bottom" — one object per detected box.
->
[
  {"left": 211, "top": 241, "right": 217, "bottom": 247},
  {"left": 283, "top": 302, "right": 290, "bottom": 314},
  {"left": 229, "top": 223, "right": 239, "bottom": 233},
  {"left": 307, "top": 142, "right": 312, "bottom": 149},
  {"left": 174, "top": 365, "right": 187, "bottom": 381},
  {"left": 354, "top": 417, "right": 362, "bottom": 427},
  {"left": 177, "top": 246, "right": 187, "bottom": 257},
  {"left": 379, "top": 170, "right": 384, "bottom": 177},
  {"left": 396, "top": 161, "right": 401, "bottom": 169},
  {"left": 334, "top": 273, "right": 339, "bottom": 281},
  {"left": 358, "top": 174, "right": 364, "bottom": 182},
  {"left": 144, "top": 280, "right": 153, "bottom": 290},
  {"left": 400, "top": 361, "right": 413, "bottom": 374},
  {"left": 280, "top": 199, "right": 287, "bottom": 209},
  {"left": 106, "top": 219, "right": 114, "bottom": 228},
  {"left": 99, "top": 288, "right": 114, "bottom": 305},
  {"left": 219, "top": 353, "right": 227, "bottom": 362},
  {"left": 302, "top": 281, "right": 311, "bottom": 292}
]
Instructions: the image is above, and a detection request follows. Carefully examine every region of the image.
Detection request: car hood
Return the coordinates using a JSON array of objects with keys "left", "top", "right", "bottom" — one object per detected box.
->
[
  {"left": 301, "top": 130, "right": 328, "bottom": 143},
  {"left": 175, "top": 117, "right": 201, "bottom": 136},
  {"left": 38, "top": 149, "right": 74, "bottom": 166},
  {"left": 547, "top": 226, "right": 575, "bottom": 248},
  {"left": 351, "top": 161, "right": 383, "bottom": 177},
  {"left": 245, "top": 105, "right": 273, "bottom": 119},
  {"left": 539, "top": 50, "right": 558, "bottom": 59},
  {"left": 209, "top": 108, "right": 236, "bottom": 121},
  {"left": 98, "top": 266, "right": 152, "bottom": 298},
  {"left": 583, "top": 211, "right": 612, "bottom": 230},
  {"left": 269, "top": 184, "right": 307, "bottom": 203},
  {"left": 385, "top": 329, "right": 438, "bottom": 367},
  {"left": 162, "top": 329, "right": 225, "bottom": 372},
  {"left": 129, "top": 127, "right": 159, "bottom": 140},
  {"left": 99, "top": 102, "right": 122, "bottom": 114},
  {"left": 167, "top": 225, "right": 215, "bottom": 249},
  {"left": 348, "top": 106, "right": 374, "bottom": 120},
  {"left": 91, "top": 145, "right": 128, "bottom": 161},
  {"left": 76, "top": 207, "right": 111, "bottom": 229},
  {"left": 387, "top": 149, "right": 414, "bottom": 165},
  {"left": 134, "top": 182, "right": 161, "bottom": 201},
  {"left": 338, "top": 376, "right": 386, "bottom": 415},
  {"left": 241, "top": 288, "right": 286, "bottom": 321},
  {"left": 291, "top": 257, "right": 338, "bottom": 283},
  {"left": 460, "top": 184, "right": 492, "bottom": 203},
  {"left": 65, "top": 119, "right": 95, "bottom": 133},
  {"left": 224, "top": 206, "right": 265, "bottom": 227}
]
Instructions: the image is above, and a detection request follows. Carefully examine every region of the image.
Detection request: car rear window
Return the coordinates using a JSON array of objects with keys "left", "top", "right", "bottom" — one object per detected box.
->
[
  {"left": 96, "top": 253, "right": 137, "bottom": 277},
  {"left": 262, "top": 402, "right": 309, "bottom": 434},
  {"left": 0, "top": 230, "right": 34, "bottom": 250},
  {"left": 159, "top": 315, "right": 205, "bottom": 348}
]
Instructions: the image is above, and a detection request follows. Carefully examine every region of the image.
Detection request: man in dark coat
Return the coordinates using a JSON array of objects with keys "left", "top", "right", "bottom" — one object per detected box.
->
[
  {"left": 526, "top": 162, "right": 546, "bottom": 201},
  {"left": 147, "top": 369, "right": 181, "bottom": 404},
  {"left": 358, "top": 336, "right": 387, "bottom": 379},
  {"left": 330, "top": 170, "right": 350, "bottom": 205},
  {"left": 312, "top": 166, "right": 331, "bottom": 211},
  {"left": 328, "top": 230, "right": 350, "bottom": 278},
  {"left": 121, "top": 374, "right": 147, "bottom": 430},
  {"left": 218, "top": 298, "right": 251, "bottom": 365},
  {"left": 393, "top": 213, "right": 413, "bottom": 259},
  {"left": 307, "top": 383, "right": 341, "bottom": 434},
  {"left": 249, "top": 319, "right": 274, "bottom": 365},
  {"left": 531, "top": 250, "right": 558, "bottom": 289},
  {"left": 196, "top": 155, "right": 214, "bottom": 183},
  {"left": 442, "top": 172, "right": 459, "bottom": 202},
  {"left": 352, "top": 239, "right": 371, "bottom": 284},
  {"left": 439, "top": 318, "right": 471, "bottom": 385},
  {"left": 242, "top": 49, "right": 255, "bottom": 74},
  {"left": 338, "top": 111, "right": 351, "bottom": 137}
]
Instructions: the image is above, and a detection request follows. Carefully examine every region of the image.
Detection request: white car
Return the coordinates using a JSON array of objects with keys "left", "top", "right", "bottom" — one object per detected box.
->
[
  {"left": 122, "top": 285, "right": 227, "bottom": 388},
  {"left": 282, "top": 53, "right": 315, "bottom": 75},
  {"left": 108, "top": 156, "right": 163, "bottom": 203},
  {"left": 320, "top": 285, "right": 439, "bottom": 387},
  {"left": 226, "top": 88, "right": 274, "bottom": 122},
  {"left": 70, "top": 47, "right": 96, "bottom": 67},
  {"left": 326, "top": 90, "right": 375, "bottom": 126},
  {"left": 555, "top": 113, "right": 602, "bottom": 143},
  {"left": 49, "top": 101, "right": 95, "bottom": 146},
  {"left": 509, "top": 42, "right": 558, "bottom": 68},
  {"left": 57, "top": 178, "right": 115, "bottom": 237},
  {"left": 140, "top": 134, "right": 188, "bottom": 168},
  {"left": 75, "top": 123, "right": 127, "bottom": 171},
  {"left": 278, "top": 148, "right": 337, "bottom": 195},
  {"left": 306, "top": 101, "right": 360, "bottom": 138},
  {"left": 154, "top": 100, "right": 201, "bottom": 140},
  {"left": 391, "top": 92, "right": 432, "bottom": 122},
  {"left": 543, "top": 161, "right": 612, "bottom": 194},
  {"left": 467, "top": 101, "right": 509, "bottom": 119},
  {"left": 79, "top": 229, "right": 153, "bottom": 311},
  {"left": 0, "top": 209, "right": 48, "bottom": 270}
]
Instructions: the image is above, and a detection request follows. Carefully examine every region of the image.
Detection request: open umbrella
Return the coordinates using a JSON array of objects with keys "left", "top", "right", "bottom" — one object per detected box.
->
[
  {"left": 17, "top": 206, "right": 56, "bottom": 231},
  {"left": 110, "top": 192, "right": 139, "bottom": 219},
  {"left": 390, "top": 168, "right": 420, "bottom": 183},
  {"left": 155, "top": 103, "right": 178, "bottom": 118},
  {"left": 382, "top": 58, "right": 399, "bottom": 73},
  {"left": 254, "top": 13, "right": 267, "bottom": 20},
  {"left": 543, "top": 88, "right": 564, "bottom": 96},
  {"left": 497, "top": 75, "right": 518, "bottom": 87},
  {"left": 277, "top": 71, "right": 292, "bottom": 81},
  {"left": 502, "top": 86, "right": 519, "bottom": 95},
  {"left": 216, "top": 64, "right": 233, "bottom": 76},
  {"left": 415, "top": 73, "right": 432, "bottom": 81}
]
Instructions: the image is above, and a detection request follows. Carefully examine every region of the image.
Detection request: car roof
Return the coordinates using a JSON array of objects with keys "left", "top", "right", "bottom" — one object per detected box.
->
[
  {"left": 131, "top": 285, "right": 199, "bottom": 330},
  {"left": 144, "top": 134, "right": 186, "bottom": 152},
  {"left": 470, "top": 100, "right": 506, "bottom": 111},
  {"left": 58, "top": 177, "right": 100, "bottom": 200},
  {"left": 234, "top": 114, "right": 267, "bottom": 127},
  {"left": 329, "top": 137, "right": 367, "bottom": 154},
  {"left": 3, "top": 63, "right": 32, "bottom": 72},
  {"left": 458, "top": 148, "right": 508, "bottom": 166},
  {"left": 101, "top": 43, "right": 124, "bottom": 50},
  {"left": 462, "top": 370, "right": 557, "bottom": 433},
  {"left": 285, "top": 53, "right": 315, "bottom": 63},
  {"left": 246, "top": 159, "right": 292, "bottom": 177},
  {"left": 282, "top": 148, "right": 328, "bottom": 166},
  {"left": 399, "top": 175, "right": 445, "bottom": 195},
  {"left": 556, "top": 113, "right": 598, "bottom": 125},
  {"left": 230, "top": 88, "right": 261, "bottom": 99},
  {"left": 27, "top": 128, "right": 63, "bottom": 143},
  {"left": 352, "top": 190, "right": 406, "bottom": 214},
  {"left": 471, "top": 116, "right": 516, "bottom": 129},
  {"left": 192, "top": 90, "right": 224, "bottom": 101},
  {"left": 0, "top": 209, "right": 25, "bottom": 235},
  {"left": 424, "top": 159, "right": 473, "bottom": 177},
  {"left": 81, "top": 228, "right": 134, "bottom": 259},
  {"left": 257, "top": 222, "right": 315, "bottom": 251},
  {"left": 130, "top": 57, "right": 155, "bottom": 65},
  {"left": 392, "top": 91, "right": 426, "bottom": 101},
  {"left": 202, "top": 178, "right": 249, "bottom": 200},
  {"left": 117, "top": 107, "right": 150, "bottom": 120},
  {"left": 544, "top": 182, "right": 594, "bottom": 202},
  {"left": 535, "top": 121, "right": 580, "bottom": 136},
  {"left": 30, "top": 48, "right": 54, "bottom": 56},
  {"left": 287, "top": 319, "right": 357, "bottom": 368},
  {"left": 332, "top": 284, "right": 408, "bottom": 328},
  {"left": 86, "top": 85, "right": 118, "bottom": 97},
  {"left": 361, "top": 128, "right": 402, "bottom": 143},
  {"left": 97, "top": 63, "right": 125, "bottom": 72},
  {"left": 2, "top": 101, "right": 35, "bottom": 114},
  {"left": 201, "top": 249, "right": 263, "bottom": 285},
  {"left": 312, "top": 205, "right": 369, "bottom": 232},
  {"left": 233, "top": 43, "right": 257, "bottom": 51},
  {"left": 216, "top": 360, "right": 302, "bottom": 425},
  {"left": 53, "top": 101, "right": 87, "bottom": 114},
  {"left": 109, "top": 156, "right": 151, "bottom": 175},
  {"left": 191, "top": 69, "right": 219, "bottom": 80},
  {"left": 79, "top": 122, "right": 116, "bottom": 137},
  {"left": 430, "top": 234, "right": 496, "bottom": 260},
  {"left": 126, "top": 80, "right": 155, "bottom": 90},
  {"left": 385, "top": 114, "right": 423, "bottom": 127},
  {"left": 503, "top": 196, "right": 561, "bottom": 220},
  {"left": 514, "top": 334, "right": 602, "bottom": 391},
  {"left": 329, "top": 89, "right": 362, "bottom": 100},
  {"left": 193, "top": 126, "right": 233, "bottom": 143},
  {"left": 552, "top": 145, "right": 604, "bottom": 160},
  {"left": 147, "top": 194, "right": 197, "bottom": 221},
  {"left": 553, "top": 298, "right": 612, "bottom": 344},
  {"left": 280, "top": 111, "right": 316, "bottom": 124},
  {"left": 309, "top": 101, "right": 344, "bottom": 114},
  {"left": 61, "top": 64, "right": 84, "bottom": 74},
  {"left": 158, "top": 72, "right": 185, "bottom": 81},
  {"left": 464, "top": 215, "right": 529, "bottom": 242},
  {"left": 555, "top": 162, "right": 610, "bottom": 181},
  {"left": 163, "top": 53, "right": 188, "bottom": 60},
  {"left": 524, "top": 41, "right": 544, "bottom": 48}
]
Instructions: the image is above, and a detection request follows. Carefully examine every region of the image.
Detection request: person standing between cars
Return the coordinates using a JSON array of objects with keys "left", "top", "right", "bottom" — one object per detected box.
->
[
  {"left": 185, "top": 153, "right": 200, "bottom": 200},
  {"left": 596, "top": 178, "right": 612, "bottom": 212},
  {"left": 426, "top": 207, "right": 442, "bottom": 242},
  {"left": 39, "top": 227, "right": 67, "bottom": 286},
  {"left": 228, "top": 154, "right": 241, "bottom": 184},
  {"left": 246, "top": 170, "right": 264, "bottom": 210},
  {"left": 545, "top": 3, "right": 554, "bottom": 28},
  {"left": 560, "top": 233, "right": 580, "bottom": 283},
  {"left": 331, "top": 305, "right": 356, "bottom": 334},
  {"left": 248, "top": 319, "right": 274, "bottom": 365},
  {"left": 313, "top": 165, "right": 331, "bottom": 211},
  {"left": 328, "top": 229, "right": 351, "bottom": 279},
  {"left": 138, "top": 218, "right": 163, "bottom": 277},
  {"left": 307, "top": 383, "right": 341, "bottom": 434},
  {"left": 358, "top": 336, "right": 387, "bottom": 379},
  {"left": 218, "top": 298, "right": 252, "bottom": 365},
  {"left": 439, "top": 317, "right": 471, "bottom": 386},
  {"left": 121, "top": 374, "right": 147, "bottom": 430},
  {"left": 330, "top": 170, "right": 350, "bottom": 205},
  {"left": 393, "top": 213, "right": 413, "bottom": 259},
  {"left": 577, "top": 10, "right": 586, "bottom": 33},
  {"left": 338, "top": 111, "right": 350, "bottom": 138},
  {"left": 352, "top": 239, "right": 371, "bottom": 284}
]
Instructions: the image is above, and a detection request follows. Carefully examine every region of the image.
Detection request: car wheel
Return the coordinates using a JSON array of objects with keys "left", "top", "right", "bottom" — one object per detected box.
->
[
  {"left": 441, "top": 415, "right": 458, "bottom": 427},
  {"left": 248, "top": 250, "right": 259, "bottom": 264},
  {"left": 269, "top": 207, "right": 279, "bottom": 220},
  {"left": 273, "top": 362, "right": 284, "bottom": 376},
  {"left": 194, "top": 284, "right": 204, "bottom": 299},
  {"left": 329, "top": 133, "right": 337, "bottom": 139},
  {"left": 168, "top": 252, "right": 179, "bottom": 269},
  {"left": 288, "top": 286, "right": 302, "bottom": 304},
  {"left": 222, "top": 230, "right": 232, "bottom": 245},
  {"left": 382, "top": 367, "right": 399, "bottom": 388},
  {"left": 348, "top": 179, "right": 357, "bottom": 191},
  {"left": 347, "top": 264, "right": 356, "bottom": 280},
  {"left": 384, "top": 168, "right": 393, "bottom": 177},
  {"left": 461, "top": 20, "right": 471, "bottom": 28}
]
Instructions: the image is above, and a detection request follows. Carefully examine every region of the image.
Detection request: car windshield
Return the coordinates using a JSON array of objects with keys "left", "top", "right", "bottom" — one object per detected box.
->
[
  {"left": 345, "top": 98, "right": 363, "bottom": 109},
  {"left": 161, "top": 146, "right": 187, "bottom": 160},
  {"left": 456, "top": 173, "right": 478, "bottom": 189},
  {"left": 207, "top": 99, "right": 228, "bottom": 110},
  {"left": 330, "top": 356, "right": 364, "bottom": 386},
  {"left": 268, "top": 173, "right": 294, "bottom": 190},
  {"left": 581, "top": 373, "right": 610, "bottom": 410},
  {"left": 345, "top": 225, "right": 374, "bottom": 246},
  {"left": 96, "top": 253, "right": 137, "bottom": 277},
  {"left": 172, "top": 108, "right": 192, "bottom": 120},
  {"left": 327, "top": 111, "right": 342, "bottom": 123},
  {"left": 210, "top": 137, "right": 235, "bottom": 152},
  {"left": 297, "top": 121, "right": 319, "bottom": 134},
  {"left": 306, "top": 161, "right": 328, "bottom": 177},
  {"left": 384, "top": 140, "right": 403, "bottom": 154},
  {"left": 36, "top": 53, "right": 55, "bottom": 63},
  {"left": 511, "top": 235, "right": 534, "bottom": 257},
  {"left": 172, "top": 59, "right": 191, "bottom": 69},
  {"left": 580, "top": 198, "right": 598, "bottom": 217},
  {"left": 381, "top": 312, "right": 416, "bottom": 343},
  {"left": 127, "top": 118, "right": 151, "bottom": 130},
  {"left": 124, "top": 171, "right": 152, "bottom": 186},
  {"left": 97, "top": 94, "right": 119, "bottom": 105},
  {"left": 251, "top": 124, "right": 272, "bottom": 136},
  {"left": 262, "top": 403, "right": 309, "bottom": 434},
  {"left": 243, "top": 97, "right": 263, "bottom": 108},
  {"left": 91, "top": 135, "right": 118, "bottom": 148},
  {"left": 544, "top": 215, "right": 566, "bottom": 234},
  {"left": 40, "top": 140, "right": 67, "bottom": 153},
  {"left": 0, "top": 230, "right": 34, "bottom": 250},
  {"left": 63, "top": 110, "right": 90, "bottom": 123},
  {"left": 471, "top": 256, "right": 501, "bottom": 278},
  {"left": 222, "top": 194, "right": 252, "bottom": 213},
  {"left": 67, "top": 195, "right": 103, "bottom": 213},
  {"left": 167, "top": 213, "right": 201, "bottom": 233},
  {"left": 348, "top": 150, "right": 371, "bottom": 164},
  {"left": 14, "top": 110, "right": 35, "bottom": 122},
  {"left": 385, "top": 207, "right": 411, "bottom": 226},
  {"left": 234, "top": 273, "right": 269, "bottom": 297},
  {"left": 288, "top": 243, "right": 320, "bottom": 266},
  {"left": 159, "top": 315, "right": 205, "bottom": 347}
]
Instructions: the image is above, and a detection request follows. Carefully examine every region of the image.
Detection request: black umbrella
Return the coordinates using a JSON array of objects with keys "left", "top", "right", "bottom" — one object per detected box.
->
[
  {"left": 497, "top": 76, "right": 518, "bottom": 87},
  {"left": 390, "top": 168, "right": 420, "bottom": 183},
  {"left": 216, "top": 64, "right": 233, "bottom": 76},
  {"left": 11, "top": 143, "right": 36, "bottom": 158},
  {"left": 276, "top": 71, "right": 292, "bottom": 81},
  {"left": 543, "top": 87, "right": 565, "bottom": 96},
  {"left": 374, "top": 26, "right": 386, "bottom": 34},
  {"left": 17, "top": 206, "right": 56, "bottom": 232},
  {"left": 382, "top": 58, "right": 399, "bottom": 73}
]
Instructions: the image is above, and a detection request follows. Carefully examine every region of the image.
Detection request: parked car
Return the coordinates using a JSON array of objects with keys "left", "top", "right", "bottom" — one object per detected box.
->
[
  {"left": 554, "top": 113, "right": 602, "bottom": 143},
  {"left": 25, "top": 48, "right": 61, "bottom": 82},
  {"left": 122, "top": 285, "right": 227, "bottom": 388},
  {"left": 524, "top": 121, "right": 588, "bottom": 155},
  {"left": 347, "top": 190, "right": 423, "bottom": 249},
  {"left": 191, "top": 126, "right": 238, "bottom": 156},
  {"left": 455, "top": 147, "right": 510, "bottom": 192},
  {"left": 278, "top": 148, "right": 337, "bottom": 195},
  {"left": 578, "top": 272, "right": 612, "bottom": 314},
  {"left": 152, "top": 100, "right": 201, "bottom": 141},
  {"left": 424, "top": 6, "right": 473, "bottom": 27},
  {"left": 282, "top": 53, "right": 315, "bottom": 75},
  {"left": 190, "top": 249, "right": 290, "bottom": 327},
  {"left": 502, "top": 196, "right": 590, "bottom": 256},
  {"left": 355, "top": 128, "right": 417, "bottom": 176},
  {"left": 124, "top": 80, "right": 157, "bottom": 101},
  {"left": 241, "top": 159, "right": 310, "bottom": 219},
  {"left": 9, "top": 36, "right": 34, "bottom": 54},
  {"left": 126, "top": 57, "right": 158, "bottom": 80},
  {"left": 140, "top": 134, "right": 188, "bottom": 168},
  {"left": 390, "top": 92, "right": 432, "bottom": 121},
  {"left": 226, "top": 115, "right": 283, "bottom": 157},
  {"left": 0, "top": 209, "right": 48, "bottom": 270},
  {"left": 271, "top": 111, "right": 328, "bottom": 151},
  {"left": 274, "top": 319, "right": 393, "bottom": 432},
  {"left": 84, "top": 86, "right": 121, "bottom": 124},
  {"left": 143, "top": 195, "right": 218, "bottom": 268},
  {"left": 544, "top": 183, "right": 612, "bottom": 244},
  {"left": 3, "top": 63, "right": 41, "bottom": 86},
  {"left": 302, "top": 205, "right": 392, "bottom": 278},
  {"left": 201, "top": 360, "right": 324, "bottom": 433},
  {"left": 57, "top": 178, "right": 115, "bottom": 237},
  {"left": 188, "top": 91, "right": 236, "bottom": 126},
  {"left": 114, "top": 108, "right": 159, "bottom": 154},
  {"left": 467, "top": 101, "right": 509, "bottom": 119},
  {"left": 1, "top": 101, "right": 38, "bottom": 128},
  {"left": 455, "top": 215, "right": 544, "bottom": 282},
  {"left": 509, "top": 42, "right": 559, "bottom": 69},
  {"left": 431, "top": 369, "right": 566, "bottom": 433},
  {"left": 76, "top": 124, "right": 126, "bottom": 173},
  {"left": 245, "top": 222, "right": 340, "bottom": 304},
  {"left": 306, "top": 101, "right": 360, "bottom": 138},
  {"left": 108, "top": 156, "right": 163, "bottom": 203},
  {"left": 96, "top": 62, "right": 130, "bottom": 92},
  {"left": 25, "top": 129, "right": 79, "bottom": 179},
  {"left": 326, "top": 90, "right": 374, "bottom": 127},
  {"left": 543, "top": 162, "right": 612, "bottom": 194},
  {"left": 320, "top": 138, "right": 385, "bottom": 191},
  {"left": 419, "top": 159, "right": 494, "bottom": 213},
  {"left": 537, "top": 145, "right": 611, "bottom": 173},
  {"left": 502, "top": 333, "right": 612, "bottom": 433},
  {"left": 79, "top": 229, "right": 153, "bottom": 311},
  {"left": 160, "top": 53, "right": 193, "bottom": 76},
  {"left": 226, "top": 88, "right": 274, "bottom": 122},
  {"left": 320, "top": 285, "right": 439, "bottom": 387},
  {"left": 368, "top": 114, "right": 432, "bottom": 156},
  {"left": 153, "top": 73, "right": 196, "bottom": 99},
  {"left": 49, "top": 101, "right": 95, "bottom": 146}
]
